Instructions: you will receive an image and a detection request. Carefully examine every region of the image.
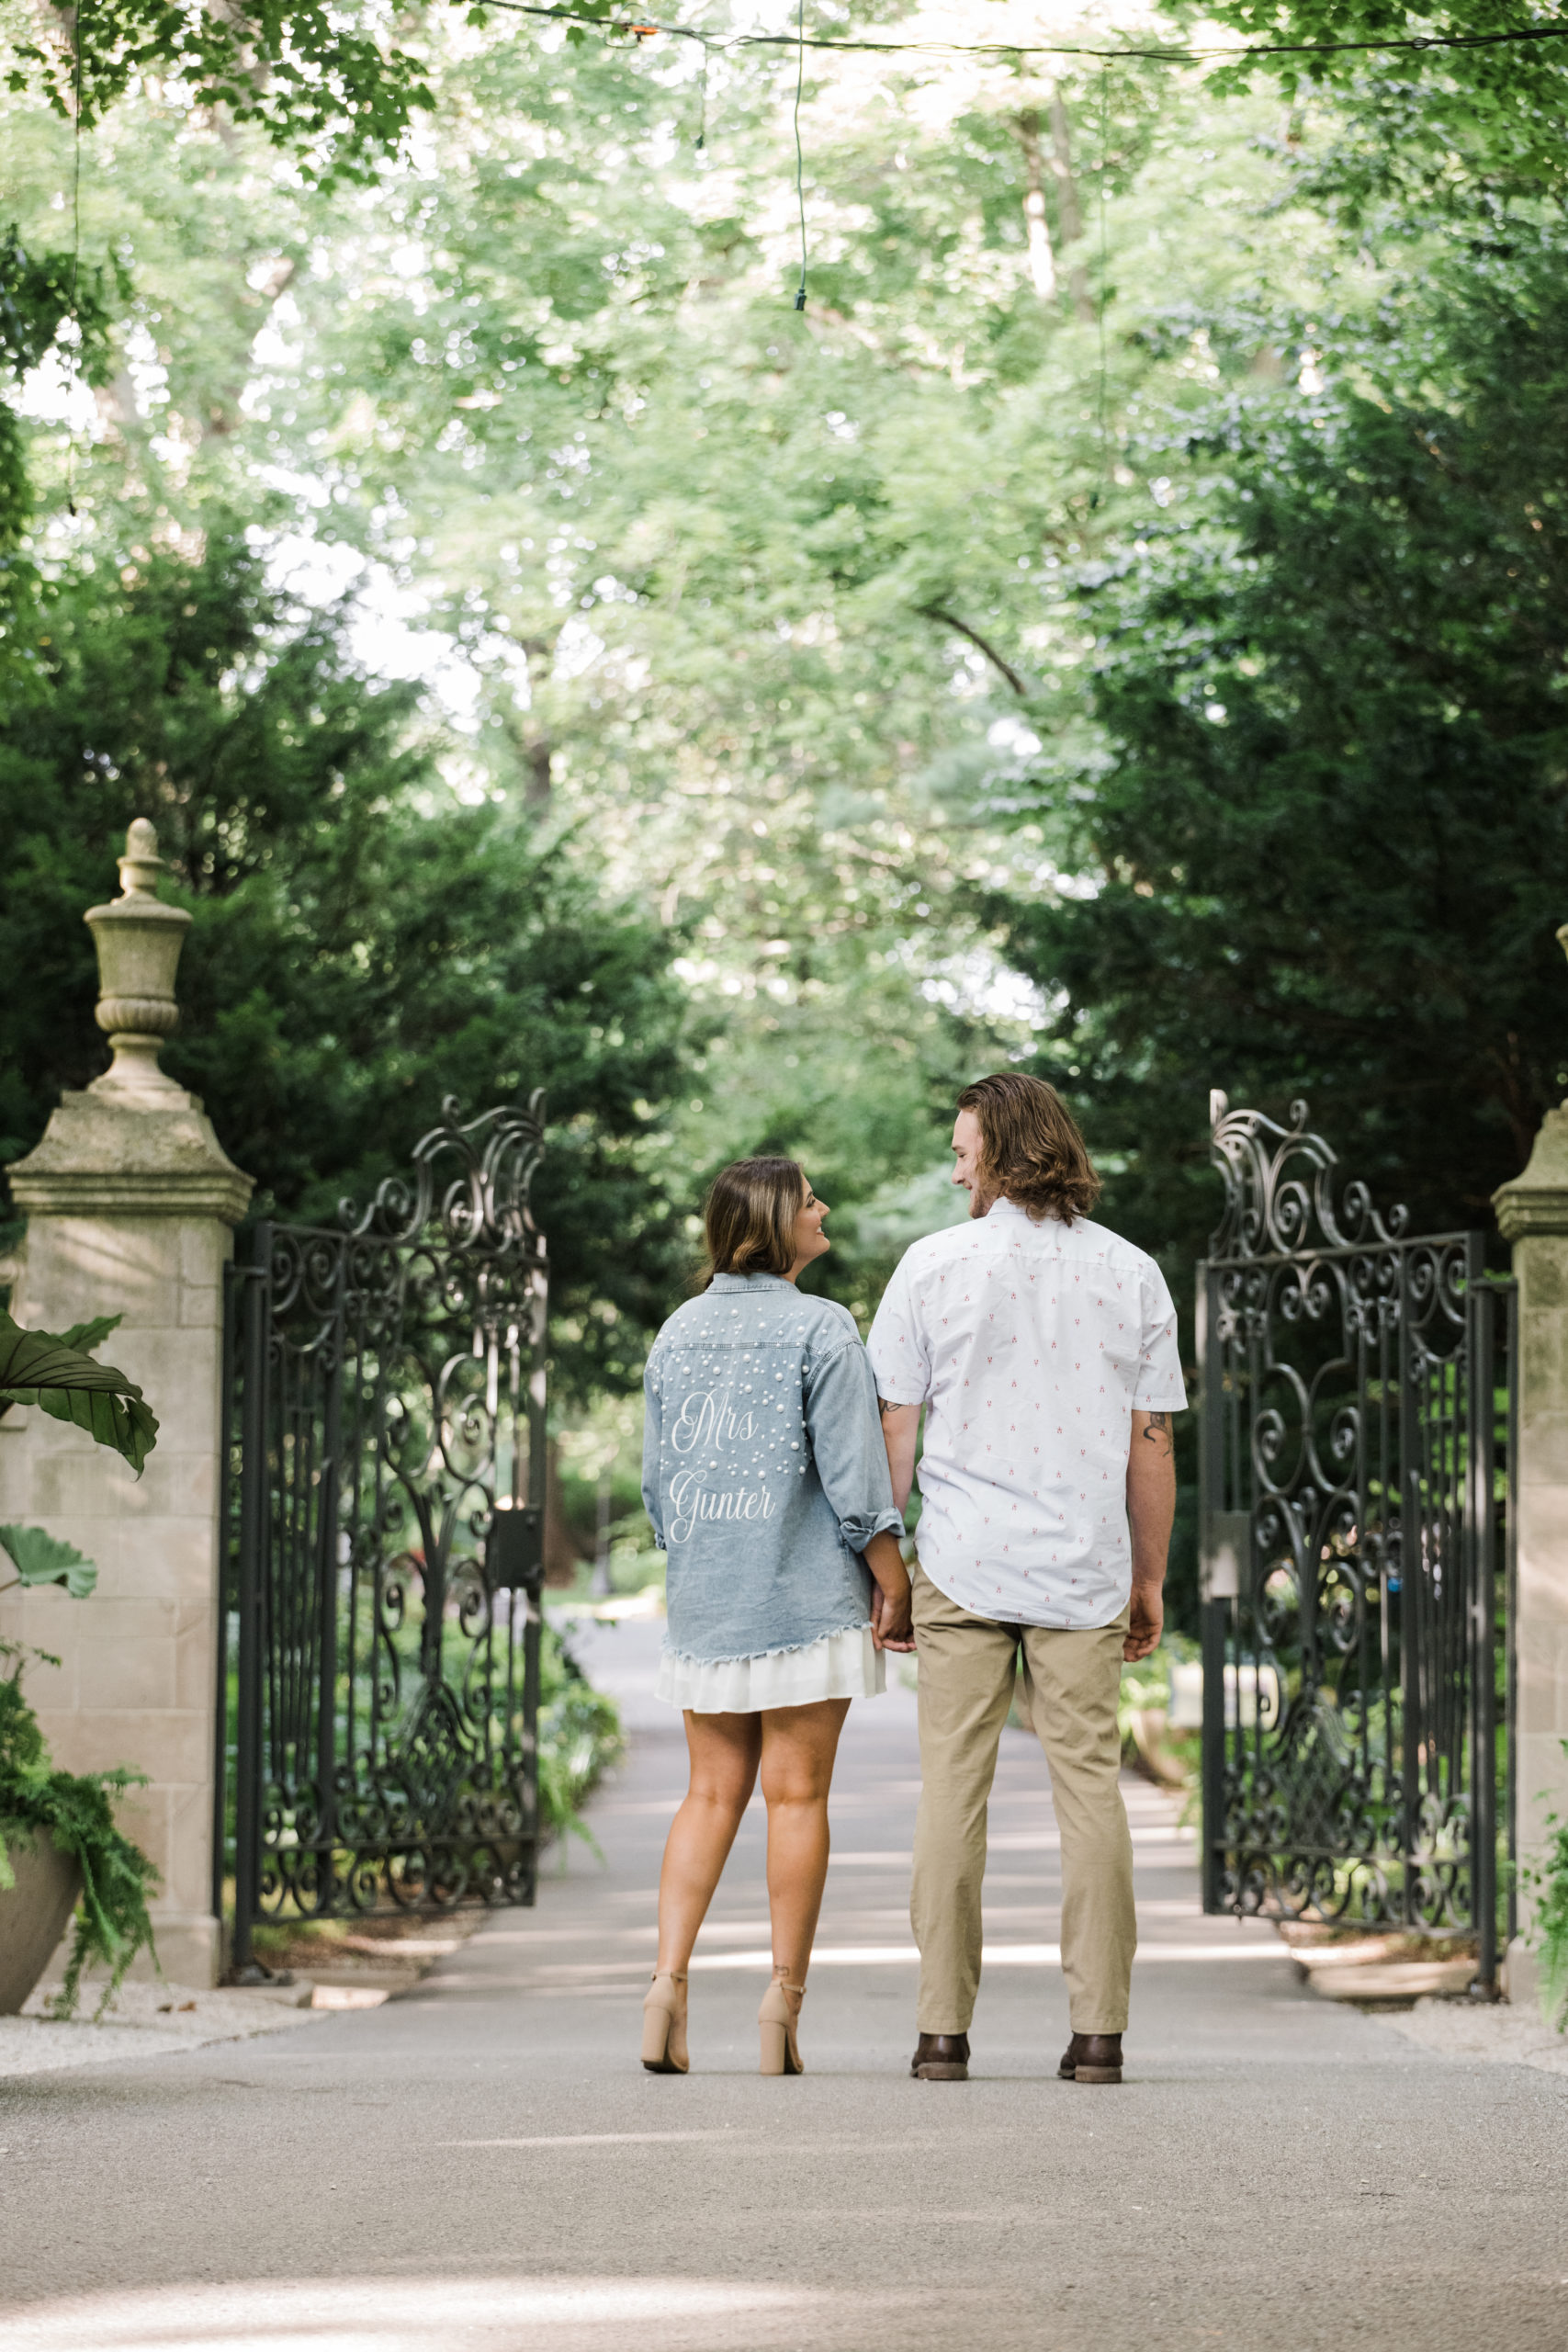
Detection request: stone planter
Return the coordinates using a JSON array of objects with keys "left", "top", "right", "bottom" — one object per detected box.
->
[{"left": 0, "top": 1830, "right": 82, "bottom": 2014}]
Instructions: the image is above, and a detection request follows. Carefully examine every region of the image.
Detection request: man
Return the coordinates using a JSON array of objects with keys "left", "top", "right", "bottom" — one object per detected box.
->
[{"left": 867, "top": 1072, "right": 1184, "bottom": 2086}]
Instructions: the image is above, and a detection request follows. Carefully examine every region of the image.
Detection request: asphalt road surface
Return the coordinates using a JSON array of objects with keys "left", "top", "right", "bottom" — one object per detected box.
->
[{"left": 2, "top": 1617, "right": 1565, "bottom": 2352}]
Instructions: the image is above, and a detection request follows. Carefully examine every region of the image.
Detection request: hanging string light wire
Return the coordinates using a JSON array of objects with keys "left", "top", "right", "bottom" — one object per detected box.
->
[
  {"left": 487, "top": 11, "right": 1568, "bottom": 313},
  {"left": 481, "top": 6, "right": 1568, "bottom": 67},
  {"left": 1096, "top": 57, "right": 1110, "bottom": 492},
  {"left": 65, "top": 0, "right": 85, "bottom": 516},
  {"left": 793, "top": 0, "right": 807, "bottom": 307}
]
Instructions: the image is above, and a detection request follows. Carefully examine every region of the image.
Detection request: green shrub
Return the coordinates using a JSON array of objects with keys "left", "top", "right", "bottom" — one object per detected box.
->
[
  {"left": 537, "top": 1623, "right": 625, "bottom": 1862},
  {"left": 0, "top": 1643, "right": 159, "bottom": 2017}
]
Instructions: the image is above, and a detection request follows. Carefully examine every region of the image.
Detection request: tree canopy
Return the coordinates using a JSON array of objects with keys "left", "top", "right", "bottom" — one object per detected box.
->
[
  {"left": 989, "top": 233, "right": 1568, "bottom": 1282},
  {"left": 6, "top": 0, "right": 1568, "bottom": 1590},
  {"left": 0, "top": 533, "right": 695, "bottom": 1395},
  {"left": 6, "top": 0, "right": 436, "bottom": 180}
]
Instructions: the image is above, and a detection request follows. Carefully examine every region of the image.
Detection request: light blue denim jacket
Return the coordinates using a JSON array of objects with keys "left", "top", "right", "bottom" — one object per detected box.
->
[{"left": 642, "top": 1272, "right": 905, "bottom": 1665}]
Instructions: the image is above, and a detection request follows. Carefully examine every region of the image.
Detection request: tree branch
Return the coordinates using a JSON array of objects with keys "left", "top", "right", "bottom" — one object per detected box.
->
[{"left": 918, "top": 605, "right": 1031, "bottom": 697}]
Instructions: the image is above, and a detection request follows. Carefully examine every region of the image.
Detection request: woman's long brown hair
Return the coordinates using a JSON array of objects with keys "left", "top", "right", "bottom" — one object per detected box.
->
[{"left": 698, "top": 1157, "right": 807, "bottom": 1286}]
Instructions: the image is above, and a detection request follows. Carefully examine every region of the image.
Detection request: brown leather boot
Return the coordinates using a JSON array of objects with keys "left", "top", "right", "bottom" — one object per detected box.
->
[
  {"left": 910, "top": 2031, "right": 970, "bottom": 2081},
  {"left": 1057, "top": 2031, "right": 1122, "bottom": 2085}
]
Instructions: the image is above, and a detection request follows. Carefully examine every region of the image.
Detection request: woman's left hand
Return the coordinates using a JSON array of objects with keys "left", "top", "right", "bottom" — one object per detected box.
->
[
  {"left": 871, "top": 1580, "right": 915, "bottom": 1652},
  {"left": 863, "top": 1530, "right": 914, "bottom": 1651}
]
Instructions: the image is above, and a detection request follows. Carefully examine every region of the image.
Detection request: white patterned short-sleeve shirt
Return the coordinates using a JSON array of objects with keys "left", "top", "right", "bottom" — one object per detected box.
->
[{"left": 866, "top": 1198, "right": 1187, "bottom": 1629}]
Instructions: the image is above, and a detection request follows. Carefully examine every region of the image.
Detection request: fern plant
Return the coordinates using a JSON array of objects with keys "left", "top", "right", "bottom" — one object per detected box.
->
[{"left": 0, "top": 1643, "right": 159, "bottom": 2017}]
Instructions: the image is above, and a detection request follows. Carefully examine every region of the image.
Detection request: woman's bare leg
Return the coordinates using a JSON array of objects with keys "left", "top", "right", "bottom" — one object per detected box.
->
[
  {"left": 759, "top": 1699, "right": 852, "bottom": 1985},
  {"left": 655, "top": 1711, "right": 762, "bottom": 1974}
]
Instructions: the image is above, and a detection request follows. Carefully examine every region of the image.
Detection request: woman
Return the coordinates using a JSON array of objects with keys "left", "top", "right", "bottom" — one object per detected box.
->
[{"left": 638, "top": 1156, "right": 912, "bottom": 2077}]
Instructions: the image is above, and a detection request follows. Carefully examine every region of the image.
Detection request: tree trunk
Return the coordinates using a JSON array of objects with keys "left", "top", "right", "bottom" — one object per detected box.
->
[
  {"left": 1048, "top": 91, "right": 1097, "bottom": 327},
  {"left": 522, "top": 730, "right": 553, "bottom": 811},
  {"left": 511, "top": 635, "right": 557, "bottom": 809},
  {"left": 1014, "top": 110, "right": 1056, "bottom": 303}
]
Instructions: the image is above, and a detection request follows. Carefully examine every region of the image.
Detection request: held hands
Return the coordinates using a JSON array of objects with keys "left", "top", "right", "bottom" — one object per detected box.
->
[
  {"left": 863, "top": 1530, "right": 915, "bottom": 1653},
  {"left": 1123, "top": 1577, "right": 1164, "bottom": 1663},
  {"left": 871, "top": 1578, "right": 915, "bottom": 1653}
]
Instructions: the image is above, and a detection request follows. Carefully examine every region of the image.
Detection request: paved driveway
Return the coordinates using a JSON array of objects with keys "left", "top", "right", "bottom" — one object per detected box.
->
[{"left": 1, "top": 1620, "right": 1565, "bottom": 2351}]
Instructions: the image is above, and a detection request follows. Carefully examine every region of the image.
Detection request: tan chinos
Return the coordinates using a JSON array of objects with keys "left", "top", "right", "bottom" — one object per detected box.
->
[{"left": 910, "top": 1565, "right": 1136, "bottom": 2036}]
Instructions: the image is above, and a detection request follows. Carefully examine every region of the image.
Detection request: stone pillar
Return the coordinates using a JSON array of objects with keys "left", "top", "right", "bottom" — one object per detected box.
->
[
  {"left": 1, "top": 821, "right": 252, "bottom": 1988},
  {"left": 1494, "top": 932, "right": 1568, "bottom": 2003}
]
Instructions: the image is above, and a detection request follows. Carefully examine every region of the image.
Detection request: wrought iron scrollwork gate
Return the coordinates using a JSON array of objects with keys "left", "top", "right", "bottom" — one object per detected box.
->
[
  {"left": 1198, "top": 1096, "right": 1515, "bottom": 1989},
  {"left": 216, "top": 1098, "right": 548, "bottom": 1973}
]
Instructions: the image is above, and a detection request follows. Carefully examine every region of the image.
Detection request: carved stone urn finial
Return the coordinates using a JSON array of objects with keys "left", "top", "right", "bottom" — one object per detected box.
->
[{"left": 84, "top": 820, "right": 193, "bottom": 1104}]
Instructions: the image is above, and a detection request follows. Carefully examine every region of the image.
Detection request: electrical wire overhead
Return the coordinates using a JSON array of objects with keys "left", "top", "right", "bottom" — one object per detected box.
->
[{"left": 480, "top": 5, "right": 1568, "bottom": 67}]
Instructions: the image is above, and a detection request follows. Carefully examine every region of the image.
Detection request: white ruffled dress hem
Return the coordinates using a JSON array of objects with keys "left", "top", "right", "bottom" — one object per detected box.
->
[{"left": 655, "top": 1623, "right": 886, "bottom": 1713}]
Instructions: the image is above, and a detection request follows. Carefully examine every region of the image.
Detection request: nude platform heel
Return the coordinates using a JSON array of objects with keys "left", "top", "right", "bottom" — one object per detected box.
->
[
  {"left": 758, "top": 1973, "right": 806, "bottom": 2075},
  {"left": 642, "top": 1970, "right": 689, "bottom": 2075}
]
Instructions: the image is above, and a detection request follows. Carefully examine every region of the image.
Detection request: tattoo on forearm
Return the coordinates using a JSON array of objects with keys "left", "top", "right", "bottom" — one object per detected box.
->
[
  {"left": 1141, "top": 1411, "right": 1173, "bottom": 1454},
  {"left": 878, "top": 1396, "right": 905, "bottom": 1419}
]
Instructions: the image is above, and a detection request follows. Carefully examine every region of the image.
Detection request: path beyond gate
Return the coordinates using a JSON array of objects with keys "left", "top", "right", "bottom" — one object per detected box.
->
[
  {"left": 217, "top": 1098, "right": 548, "bottom": 1975},
  {"left": 1198, "top": 1096, "right": 1515, "bottom": 1991}
]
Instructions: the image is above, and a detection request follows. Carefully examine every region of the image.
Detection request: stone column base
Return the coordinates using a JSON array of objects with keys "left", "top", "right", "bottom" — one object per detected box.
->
[
  {"left": 1504, "top": 1936, "right": 1540, "bottom": 2012},
  {"left": 38, "top": 1909, "right": 221, "bottom": 1999}
]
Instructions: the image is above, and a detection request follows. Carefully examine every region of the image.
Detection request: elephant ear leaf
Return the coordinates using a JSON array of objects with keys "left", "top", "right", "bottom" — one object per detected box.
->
[
  {"left": 0, "top": 1524, "right": 98, "bottom": 1600},
  {"left": 0, "top": 1311, "right": 159, "bottom": 1476},
  {"left": 50, "top": 1315, "right": 125, "bottom": 1357}
]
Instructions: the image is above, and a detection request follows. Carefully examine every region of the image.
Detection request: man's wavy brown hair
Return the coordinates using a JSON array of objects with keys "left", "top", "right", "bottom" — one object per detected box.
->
[{"left": 957, "top": 1073, "right": 1102, "bottom": 1227}]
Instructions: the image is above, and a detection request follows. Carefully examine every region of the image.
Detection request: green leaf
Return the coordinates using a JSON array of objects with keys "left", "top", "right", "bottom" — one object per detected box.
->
[
  {"left": 34, "top": 1385, "right": 160, "bottom": 1475},
  {"left": 50, "top": 1315, "right": 124, "bottom": 1356},
  {"left": 0, "top": 1311, "right": 158, "bottom": 1475},
  {"left": 0, "top": 1524, "right": 98, "bottom": 1599}
]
